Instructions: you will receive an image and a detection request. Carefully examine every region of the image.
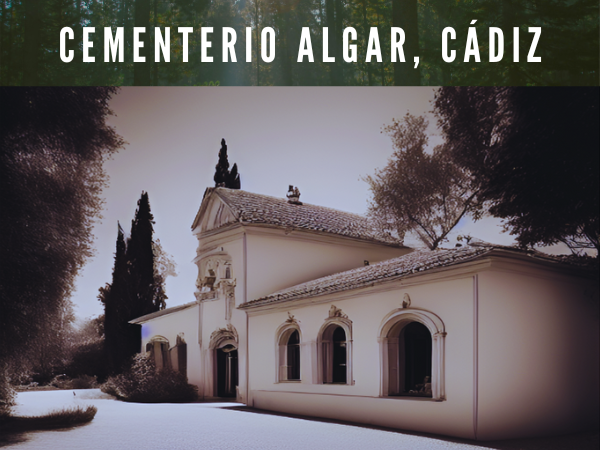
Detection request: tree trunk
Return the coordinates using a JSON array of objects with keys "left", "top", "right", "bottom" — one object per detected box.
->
[
  {"left": 325, "top": 0, "right": 341, "bottom": 85},
  {"left": 502, "top": 0, "right": 523, "bottom": 85},
  {"left": 133, "top": 0, "right": 151, "bottom": 85},
  {"left": 23, "top": 0, "right": 42, "bottom": 85},
  {"left": 362, "top": 0, "right": 372, "bottom": 86},
  {"left": 392, "top": 0, "right": 420, "bottom": 85},
  {"left": 152, "top": 0, "right": 157, "bottom": 85}
]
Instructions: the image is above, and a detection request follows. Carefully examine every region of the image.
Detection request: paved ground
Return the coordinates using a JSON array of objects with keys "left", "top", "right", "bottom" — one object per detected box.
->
[{"left": 0, "top": 390, "right": 597, "bottom": 450}]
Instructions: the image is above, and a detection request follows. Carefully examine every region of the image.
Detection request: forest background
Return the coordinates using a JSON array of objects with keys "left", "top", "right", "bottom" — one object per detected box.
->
[{"left": 0, "top": 0, "right": 598, "bottom": 86}]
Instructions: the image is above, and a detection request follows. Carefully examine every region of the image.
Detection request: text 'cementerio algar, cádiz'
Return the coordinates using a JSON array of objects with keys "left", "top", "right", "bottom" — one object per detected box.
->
[{"left": 59, "top": 23, "right": 542, "bottom": 67}]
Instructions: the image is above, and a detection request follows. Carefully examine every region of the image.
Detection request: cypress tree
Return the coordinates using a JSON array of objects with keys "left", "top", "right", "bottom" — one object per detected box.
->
[
  {"left": 100, "top": 192, "right": 167, "bottom": 374},
  {"left": 100, "top": 222, "right": 130, "bottom": 374},
  {"left": 127, "top": 192, "right": 166, "bottom": 316},
  {"left": 228, "top": 163, "right": 241, "bottom": 189},
  {"left": 214, "top": 139, "right": 241, "bottom": 189}
]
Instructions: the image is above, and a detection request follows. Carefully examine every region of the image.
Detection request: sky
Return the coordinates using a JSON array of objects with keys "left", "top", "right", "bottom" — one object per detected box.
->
[{"left": 71, "top": 87, "right": 519, "bottom": 320}]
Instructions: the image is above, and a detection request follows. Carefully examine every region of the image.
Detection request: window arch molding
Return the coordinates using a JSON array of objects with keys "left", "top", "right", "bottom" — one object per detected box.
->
[
  {"left": 317, "top": 306, "right": 353, "bottom": 385},
  {"left": 378, "top": 308, "right": 446, "bottom": 401},
  {"left": 275, "top": 320, "right": 303, "bottom": 382},
  {"left": 146, "top": 335, "right": 170, "bottom": 370}
]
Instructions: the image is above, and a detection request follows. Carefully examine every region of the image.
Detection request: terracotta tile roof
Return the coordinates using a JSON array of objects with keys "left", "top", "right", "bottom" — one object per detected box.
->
[
  {"left": 239, "top": 244, "right": 595, "bottom": 308},
  {"left": 210, "top": 188, "right": 402, "bottom": 246}
]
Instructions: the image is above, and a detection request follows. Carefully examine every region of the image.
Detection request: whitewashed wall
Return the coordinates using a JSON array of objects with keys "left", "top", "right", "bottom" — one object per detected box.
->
[
  {"left": 476, "top": 266, "right": 599, "bottom": 440},
  {"left": 245, "top": 228, "right": 408, "bottom": 301},
  {"left": 246, "top": 274, "right": 477, "bottom": 439},
  {"left": 245, "top": 260, "right": 599, "bottom": 440},
  {"left": 140, "top": 304, "right": 200, "bottom": 385}
]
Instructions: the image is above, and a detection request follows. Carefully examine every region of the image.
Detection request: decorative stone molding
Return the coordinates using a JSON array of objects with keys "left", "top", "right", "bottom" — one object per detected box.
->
[
  {"left": 328, "top": 305, "right": 348, "bottom": 319},
  {"left": 224, "top": 283, "right": 236, "bottom": 322},
  {"left": 195, "top": 291, "right": 217, "bottom": 302},
  {"left": 402, "top": 293, "right": 411, "bottom": 309},
  {"left": 195, "top": 250, "right": 234, "bottom": 293},
  {"left": 209, "top": 323, "right": 239, "bottom": 349},
  {"left": 285, "top": 312, "right": 297, "bottom": 324}
]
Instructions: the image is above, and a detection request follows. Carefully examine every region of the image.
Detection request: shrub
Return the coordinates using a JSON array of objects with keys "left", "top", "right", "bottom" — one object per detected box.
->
[
  {"left": 65, "top": 340, "right": 109, "bottom": 382},
  {"left": 101, "top": 354, "right": 197, "bottom": 403},
  {"left": 0, "top": 406, "right": 97, "bottom": 432},
  {"left": 0, "top": 371, "right": 15, "bottom": 419},
  {"left": 70, "top": 375, "right": 98, "bottom": 390},
  {"left": 48, "top": 374, "right": 98, "bottom": 390}
]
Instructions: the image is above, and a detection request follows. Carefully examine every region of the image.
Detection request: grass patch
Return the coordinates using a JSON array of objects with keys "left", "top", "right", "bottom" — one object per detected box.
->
[{"left": 0, "top": 405, "right": 97, "bottom": 433}]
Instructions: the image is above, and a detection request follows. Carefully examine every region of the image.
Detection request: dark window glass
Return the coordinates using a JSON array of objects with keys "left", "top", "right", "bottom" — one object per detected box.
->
[
  {"left": 332, "top": 327, "right": 347, "bottom": 383},
  {"left": 403, "top": 322, "right": 432, "bottom": 396},
  {"left": 287, "top": 330, "right": 300, "bottom": 380}
]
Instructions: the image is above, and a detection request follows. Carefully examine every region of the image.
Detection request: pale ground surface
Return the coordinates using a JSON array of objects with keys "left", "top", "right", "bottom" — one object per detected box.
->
[{"left": 1, "top": 390, "right": 597, "bottom": 450}]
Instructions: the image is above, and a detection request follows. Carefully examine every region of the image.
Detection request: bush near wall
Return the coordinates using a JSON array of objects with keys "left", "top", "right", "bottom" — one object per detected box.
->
[
  {"left": 101, "top": 354, "right": 197, "bottom": 403},
  {"left": 0, "top": 371, "right": 15, "bottom": 419}
]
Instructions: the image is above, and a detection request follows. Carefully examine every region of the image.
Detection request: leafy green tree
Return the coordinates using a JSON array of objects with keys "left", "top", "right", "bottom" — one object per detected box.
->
[
  {"left": 366, "top": 113, "right": 482, "bottom": 249},
  {"left": 0, "top": 87, "right": 122, "bottom": 409},
  {"left": 435, "top": 87, "right": 599, "bottom": 254}
]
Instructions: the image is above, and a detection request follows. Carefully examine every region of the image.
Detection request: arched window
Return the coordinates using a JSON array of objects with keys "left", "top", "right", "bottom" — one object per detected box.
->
[
  {"left": 276, "top": 322, "right": 302, "bottom": 382},
  {"left": 379, "top": 309, "right": 446, "bottom": 400},
  {"left": 318, "top": 306, "right": 353, "bottom": 385}
]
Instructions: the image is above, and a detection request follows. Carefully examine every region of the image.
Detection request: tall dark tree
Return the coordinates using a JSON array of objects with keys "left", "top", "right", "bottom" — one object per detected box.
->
[
  {"left": 214, "top": 138, "right": 241, "bottom": 189},
  {"left": 127, "top": 192, "right": 166, "bottom": 317},
  {"left": 100, "top": 223, "right": 131, "bottom": 373},
  {"left": 100, "top": 193, "right": 167, "bottom": 373},
  {"left": 0, "top": 87, "right": 123, "bottom": 412},
  {"left": 435, "top": 87, "right": 599, "bottom": 254}
]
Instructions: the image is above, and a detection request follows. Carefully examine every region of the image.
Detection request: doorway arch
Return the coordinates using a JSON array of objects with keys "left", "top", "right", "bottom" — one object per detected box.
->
[{"left": 209, "top": 325, "right": 239, "bottom": 398}]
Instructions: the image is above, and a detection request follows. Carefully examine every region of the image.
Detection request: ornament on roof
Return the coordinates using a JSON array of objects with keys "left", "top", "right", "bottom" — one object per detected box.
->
[{"left": 286, "top": 185, "right": 302, "bottom": 205}]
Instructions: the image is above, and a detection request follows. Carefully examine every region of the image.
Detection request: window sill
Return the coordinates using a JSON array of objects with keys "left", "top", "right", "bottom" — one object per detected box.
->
[
  {"left": 277, "top": 380, "right": 301, "bottom": 383},
  {"left": 384, "top": 395, "right": 444, "bottom": 402}
]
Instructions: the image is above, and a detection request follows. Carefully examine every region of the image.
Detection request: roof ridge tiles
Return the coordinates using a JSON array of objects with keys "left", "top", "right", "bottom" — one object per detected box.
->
[
  {"left": 210, "top": 187, "right": 402, "bottom": 246},
  {"left": 240, "top": 244, "right": 595, "bottom": 308}
]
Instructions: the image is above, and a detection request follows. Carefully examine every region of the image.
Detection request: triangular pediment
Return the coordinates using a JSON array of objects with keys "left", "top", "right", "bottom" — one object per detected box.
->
[{"left": 191, "top": 189, "right": 239, "bottom": 233}]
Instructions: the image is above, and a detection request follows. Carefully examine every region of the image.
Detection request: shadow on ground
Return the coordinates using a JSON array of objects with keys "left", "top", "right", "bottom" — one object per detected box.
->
[{"left": 222, "top": 406, "right": 599, "bottom": 450}]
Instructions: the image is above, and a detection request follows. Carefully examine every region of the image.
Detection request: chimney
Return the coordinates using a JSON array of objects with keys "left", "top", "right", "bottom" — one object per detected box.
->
[{"left": 286, "top": 185, "right": 302, "bottom": 205}]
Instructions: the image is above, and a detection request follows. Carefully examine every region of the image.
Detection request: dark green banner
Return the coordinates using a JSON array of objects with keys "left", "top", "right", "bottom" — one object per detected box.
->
[{"left": 1, "top": 0, "right": 598, "bottom": 86}]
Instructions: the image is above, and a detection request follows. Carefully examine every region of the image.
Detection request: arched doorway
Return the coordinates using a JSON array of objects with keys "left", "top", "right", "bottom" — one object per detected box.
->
[
  {"left": 216, "top": 344, "right": 238, "bottom": 398},
  {"left": 209, "top": 324, "right": 239, "bottom": 399}
]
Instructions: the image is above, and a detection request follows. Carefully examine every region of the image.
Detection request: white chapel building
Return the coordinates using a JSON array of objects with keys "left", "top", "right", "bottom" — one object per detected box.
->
[{"left": 131, "top": 187, "right": 599, "bottom": 441}]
